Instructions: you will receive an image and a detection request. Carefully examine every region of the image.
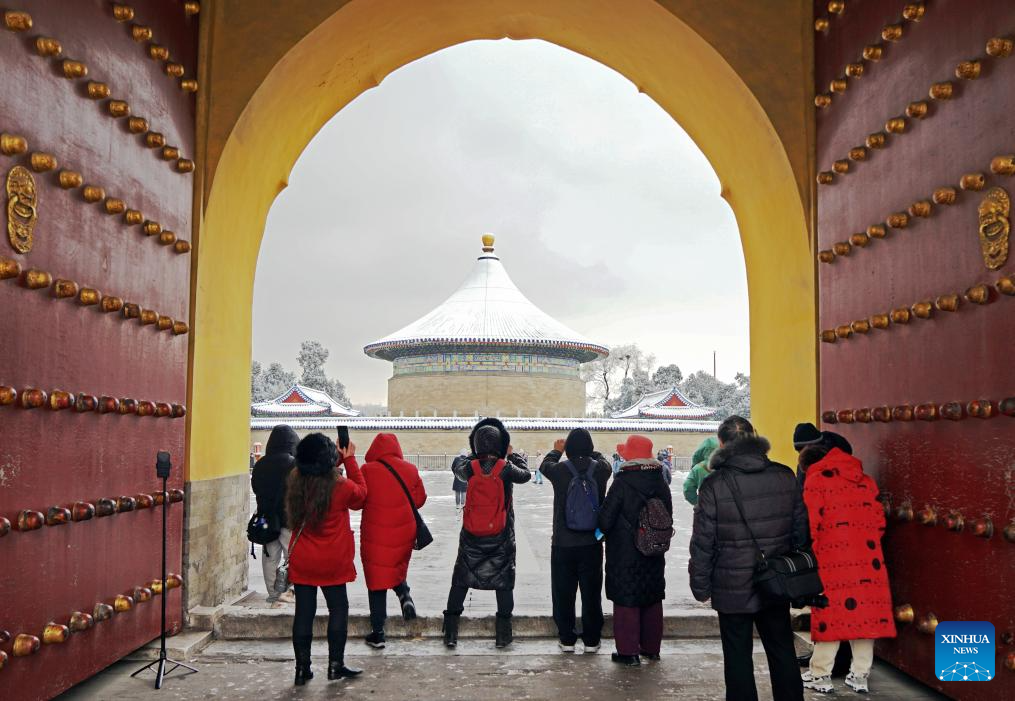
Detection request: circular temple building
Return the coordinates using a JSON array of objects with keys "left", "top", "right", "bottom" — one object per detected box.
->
[{"left": 364, "top": 235, "right": 609, "bottom": 418}]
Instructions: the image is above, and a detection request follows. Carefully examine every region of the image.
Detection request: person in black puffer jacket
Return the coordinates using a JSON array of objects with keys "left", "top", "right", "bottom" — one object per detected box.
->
[
  {"left": 539, "top": 428, "right": 612, "bottom": 652},
  {"left": 689, "top": 416, "right": 808, "bottom": 701},
  {"left": 443, "top": 418, "right": 530, "bottom": 649},
  {"left": 597, "top": 434, "right": 672, "bottom": 666},
  {"left": 251, "top": 424, "right": 300, "bottom": 605}
]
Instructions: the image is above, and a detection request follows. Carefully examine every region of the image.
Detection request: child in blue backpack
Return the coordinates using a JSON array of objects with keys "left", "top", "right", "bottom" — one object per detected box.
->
[{"left": 539, "top": 429, "right": 613, "bottom": 652}]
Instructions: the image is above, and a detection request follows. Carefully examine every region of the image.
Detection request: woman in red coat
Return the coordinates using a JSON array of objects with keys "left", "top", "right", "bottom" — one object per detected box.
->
[
  {"left": 285, "top": 433, "right": 367, "bottom": 686},
  {"left": 802, "top": 447, "right": 896, "bottom": 695},
  {"left": 359, "top": 433, "right": 427, "bottom": 648}
]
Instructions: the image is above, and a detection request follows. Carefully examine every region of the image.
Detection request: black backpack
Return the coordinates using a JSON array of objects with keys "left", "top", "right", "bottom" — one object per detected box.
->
[{"left": 247, "top": 511, "right": 281, "bottom": 546}]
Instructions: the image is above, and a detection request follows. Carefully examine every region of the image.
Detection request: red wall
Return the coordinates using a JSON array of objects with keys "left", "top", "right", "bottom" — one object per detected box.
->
[
  {"left": 0, "top": 1, "right": 196, "bottom": 698},
  {"left": 815, "top": 1, "right": 1015, "bottom": 697}
]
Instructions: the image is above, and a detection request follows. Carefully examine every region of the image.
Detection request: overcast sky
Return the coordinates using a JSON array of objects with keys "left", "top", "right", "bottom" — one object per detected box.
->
[{"left": 252, "top": 39, "right": 749, "bottom": 406}]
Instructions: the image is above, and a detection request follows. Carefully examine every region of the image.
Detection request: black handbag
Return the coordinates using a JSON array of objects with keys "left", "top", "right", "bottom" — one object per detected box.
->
[
  {"left": 378, "top": 459, "right": 433, "bottom": 550},
  {"left": 722, "top": 470, "right": 824, "bottom": 605}
]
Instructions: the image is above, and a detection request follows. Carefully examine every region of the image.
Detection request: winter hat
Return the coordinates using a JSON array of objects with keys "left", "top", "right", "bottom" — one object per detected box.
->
[
  {"left": 468, "top": 417, "right": 510, "bottom": 457},
  {"left": 295, "top": 432, "right": 338, "bottom": 477},
  {"left": 619, "top": 434, "right": 654, "bottom": 461},
  {"left": 820, "top": 431, "right": 853, "bottom": 455},
  {"left": 474, "top": 425, "right": 504, "bottom": 458},
  {"left": 564, "top": 428, "right": 594, "bottom": 460},
  {"left": 792, "top": 422, "right": 823, "bottom": 450}
]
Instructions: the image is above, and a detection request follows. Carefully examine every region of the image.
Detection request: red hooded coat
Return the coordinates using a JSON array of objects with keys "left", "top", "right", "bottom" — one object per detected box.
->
[
  {"left": 360, "top": 434, "right": 427, "bottom": 590},
  {"left": 287, "top": 456, "right": 367, "bottom": 587},
  {"left": 804, "top": 449, "right": 896, "bottom": 642}
]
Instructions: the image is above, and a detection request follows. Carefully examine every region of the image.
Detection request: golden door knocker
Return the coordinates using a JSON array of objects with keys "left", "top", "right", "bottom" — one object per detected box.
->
[
  {"left": 6, "top": 165, "right": 38, "bottom": 254},
  {"left": 978, "top": 186, "right": 1010, "bottom": 270}
]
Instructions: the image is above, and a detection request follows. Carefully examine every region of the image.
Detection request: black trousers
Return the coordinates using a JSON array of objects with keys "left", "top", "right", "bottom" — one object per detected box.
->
[
  {"left": 550, "top": 544, "right": 604, "bottom": 645},
  {"left": 717, "top": 604, "right": 804, "bottom": 701},
  {"left": 292, "top": 584, "right": 349, "bottom": 663},
  {"left": 368, "top": 581, "right": 410, "bottom": 633},
  {"left": 446, "top": 584, "right": 513, "bottom": 617}
]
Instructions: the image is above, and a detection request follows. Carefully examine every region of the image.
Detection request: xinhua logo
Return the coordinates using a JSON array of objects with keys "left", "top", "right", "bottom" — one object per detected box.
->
[{"left": 935, "top": 621, "right": 995, "bottom": 681}]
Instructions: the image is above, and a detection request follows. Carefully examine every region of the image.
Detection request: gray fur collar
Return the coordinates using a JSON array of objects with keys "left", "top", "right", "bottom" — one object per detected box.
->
[
  {"left": 620, "top": 458, "right": 662, "bottom": 471},
  {"left": 709, "top": 435, "right": 771, "bottom": 470}
]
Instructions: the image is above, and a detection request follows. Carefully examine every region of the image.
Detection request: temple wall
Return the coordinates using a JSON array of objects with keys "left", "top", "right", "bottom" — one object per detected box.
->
[{"left": 387, "top": 373, "right": 587, "bottom": 419}]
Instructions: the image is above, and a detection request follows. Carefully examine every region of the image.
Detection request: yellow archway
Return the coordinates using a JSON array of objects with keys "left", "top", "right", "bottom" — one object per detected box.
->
[{"left": 190, "top": 0, "right": 814, "bottom": 485}]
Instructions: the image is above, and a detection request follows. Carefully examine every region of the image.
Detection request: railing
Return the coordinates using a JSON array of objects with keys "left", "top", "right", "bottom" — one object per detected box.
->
[{"left": 403, "top": 454, "right": 693, "bottom": 472}]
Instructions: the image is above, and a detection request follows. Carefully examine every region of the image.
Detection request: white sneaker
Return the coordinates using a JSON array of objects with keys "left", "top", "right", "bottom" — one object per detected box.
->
[
  {"left": 584, "top": 643, "right": 600, "bottom": 654},
  {"left": 558, "top": 642, "right": 575, "bottom": 653},
  {"left": 802, "top": 671, "right": 834, "bottom": 693},
  {"left": 845, "top": 672, "right": 869, "bottom": 694}
]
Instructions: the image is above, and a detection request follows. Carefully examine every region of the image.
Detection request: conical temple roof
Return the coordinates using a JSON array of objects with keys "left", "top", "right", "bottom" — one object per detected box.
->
[{"left": 364, "top": 235, "right": 609, "bottom": 362}]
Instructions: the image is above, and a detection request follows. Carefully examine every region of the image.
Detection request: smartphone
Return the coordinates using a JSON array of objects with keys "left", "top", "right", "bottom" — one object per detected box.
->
[{"left": 336, "top": 425, "right": 350, "bottom": 450}]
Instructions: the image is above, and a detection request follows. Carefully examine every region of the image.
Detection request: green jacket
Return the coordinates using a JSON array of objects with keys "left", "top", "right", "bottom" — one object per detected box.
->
[{"left": 683, "top": 436, "right": 719, "bottom": 506}]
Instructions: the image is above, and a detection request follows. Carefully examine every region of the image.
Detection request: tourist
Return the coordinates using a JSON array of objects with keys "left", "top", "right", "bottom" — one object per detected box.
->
[
  {"left": 798, "top": 431, "right": 852, "bottom": 489},
  {"left": 801, "top": 447, "right": 896, "bottom": 694},
  {"left": 792, "top": 422, "right": 823, "bottom": 452},
  {"left": 655, "top": 449, "right": 673, "bottom": 485},
  {"left": 250, "top": 424, "right": 299, "bottom": 607},
  {"left": 689, "top": 416, "right": 807, "bottom": 701},
  {"left": 443, "top": 418, "right": 531, "bottom": 649},
  {"left": 597, "top": 434, "right": 673, "bottom": 666},
  {"left": 286, "top": 433, "right": 366, "bottom": 685},
  {"left": 611, "top": 452, "right": 623, "bottom": 474},
  {"left": 681, "top": 436, "right": 719, "bottom": 506},
  {"left": 539, "top": 429, "right": 611, "bottom": 652},
  {"left": 451, "top": 449, "right": 468, "bottom": 513},
  {"left": 359, "top": 433, "right": 426, "bottom": 649}
]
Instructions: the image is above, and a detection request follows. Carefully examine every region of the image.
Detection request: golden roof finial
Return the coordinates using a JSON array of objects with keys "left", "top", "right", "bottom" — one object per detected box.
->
[{"left": 481, "top": 233, "right": 495, "bottom": 252}]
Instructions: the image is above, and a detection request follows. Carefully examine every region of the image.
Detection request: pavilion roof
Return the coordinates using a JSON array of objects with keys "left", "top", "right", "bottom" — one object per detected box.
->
[
  {"left": 251, "top": 383, "right": 360, "bottom": 418},
  {"left": 363, "top": 236, "right": 609, "bottom": 362},
  {"left": 610, "top": 386, "right": 717, "bottom": 420}
]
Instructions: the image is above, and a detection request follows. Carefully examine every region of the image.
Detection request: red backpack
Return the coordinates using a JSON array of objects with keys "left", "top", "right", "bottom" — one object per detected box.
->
[{"left": 463, "top": 459, "right": 508, "bottom": 536}]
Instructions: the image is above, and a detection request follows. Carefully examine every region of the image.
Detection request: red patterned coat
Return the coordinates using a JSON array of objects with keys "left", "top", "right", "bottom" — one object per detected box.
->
[{"left": 804, "top": 449, "right": 896, "bottom": 642}]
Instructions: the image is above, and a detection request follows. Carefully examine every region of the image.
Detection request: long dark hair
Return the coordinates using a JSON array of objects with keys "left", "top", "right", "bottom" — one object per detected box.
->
[{"left": 286, "top": 468, "right": 338, "bottom": 530}]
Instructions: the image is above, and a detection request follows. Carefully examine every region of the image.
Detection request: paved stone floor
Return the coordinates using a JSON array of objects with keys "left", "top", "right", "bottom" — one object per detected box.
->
[
  {"left": 60, "top": 639, "right": 947, "bottom": 700},
  {"left": 245, "top": 470, "right": 709, "bottom": 617}
]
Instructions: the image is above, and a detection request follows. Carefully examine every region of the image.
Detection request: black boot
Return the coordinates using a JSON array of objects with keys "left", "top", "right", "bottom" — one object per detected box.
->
[
  {"left": 328, "top": 660, "right": 363, "bottom": 680},
  {"left": 398, "top": 588, "right": 417, "bottom": 621},
  {"left": 293, "top": 637, "right": 313, "bottom": 686},
  {"left": 495, "top": 613, "right": 512, "bottom": 649},
  {"left": 442, "top": 611, "right": 460, "bottom": 648}
]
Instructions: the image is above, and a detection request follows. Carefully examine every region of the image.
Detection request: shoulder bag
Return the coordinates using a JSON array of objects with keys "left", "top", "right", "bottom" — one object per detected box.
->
[
  {"left": 273, "top": 525, "right": 304, "bottom": 596},
  {"left": 721, "top": 469, "right": 824, "bottom": 605},
  {"left": 379, "top": 459, "right": 433, "bottom": 550}
]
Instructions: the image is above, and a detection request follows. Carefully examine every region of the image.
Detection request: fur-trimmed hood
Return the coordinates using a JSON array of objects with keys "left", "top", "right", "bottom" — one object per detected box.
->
[
  {"left": 468, "top": 417, "right": 510, "bottom": 458},
  {"left": 709, "top": 435, "right": 771, "bottom": 472}
]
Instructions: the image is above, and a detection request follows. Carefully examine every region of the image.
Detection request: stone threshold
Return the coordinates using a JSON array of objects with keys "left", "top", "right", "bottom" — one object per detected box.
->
[{"left": 208, "top": 606, "right": 720, "bottom": 640}]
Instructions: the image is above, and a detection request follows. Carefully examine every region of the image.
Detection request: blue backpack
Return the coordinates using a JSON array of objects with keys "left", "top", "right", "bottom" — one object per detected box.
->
[{"left": 563, "top": 460, "right": 600, "bottom": 531}]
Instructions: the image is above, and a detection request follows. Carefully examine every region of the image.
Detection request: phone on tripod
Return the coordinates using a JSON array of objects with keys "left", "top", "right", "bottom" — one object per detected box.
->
[{"left": 337, "top": 426, "right": 350, "bottom": 450}]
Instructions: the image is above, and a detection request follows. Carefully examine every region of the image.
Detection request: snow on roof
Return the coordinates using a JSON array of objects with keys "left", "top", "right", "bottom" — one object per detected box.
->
[
  {"left": 251, "top": 415, "right": 720, "bottom": 433},
  {"left": 251, "top": 383, "right": 360, "bottom": 418},
  {"left": 363, "top": 235, "right": 609, "bottom": 363},
  {"left": 610, "top": 386, "right": 716, "bottom": 420}
]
